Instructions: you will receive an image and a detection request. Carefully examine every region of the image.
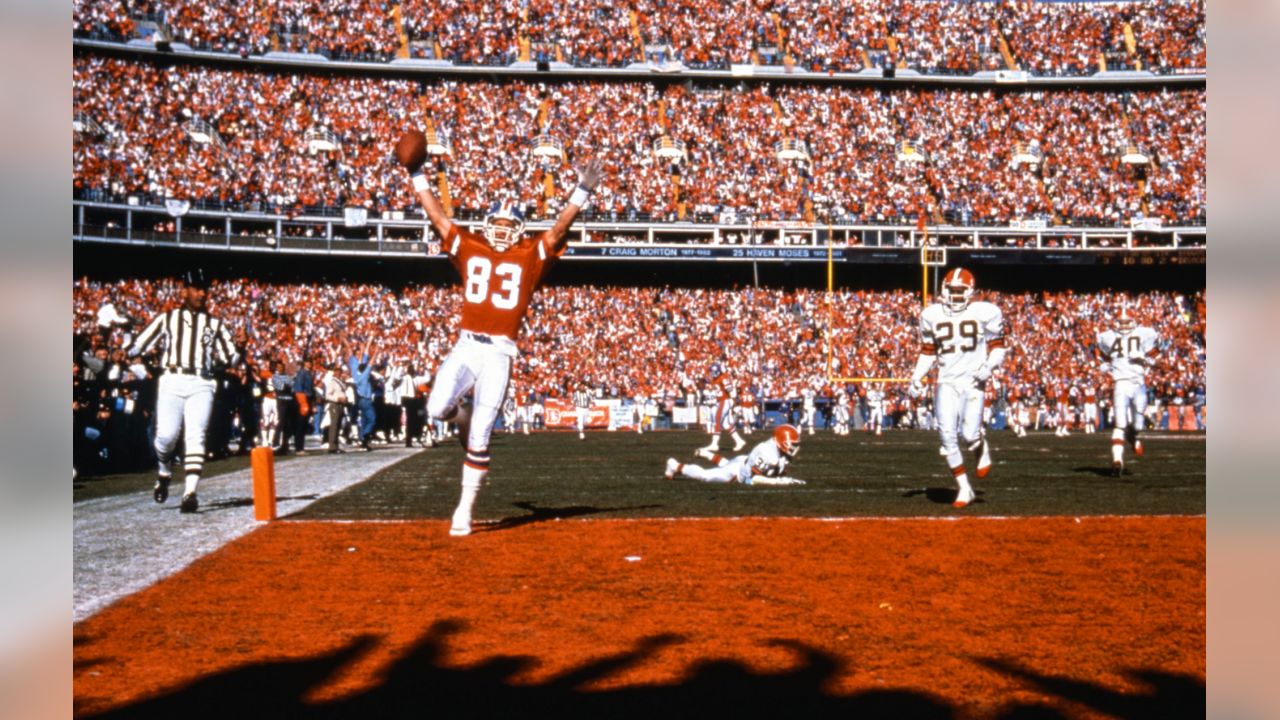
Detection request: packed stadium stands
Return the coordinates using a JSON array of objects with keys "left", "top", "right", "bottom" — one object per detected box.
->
[
  {"left": 71, "top": 0, "right": 1206, "bottom": 481},
  {"left": 73, "top": 56, "right": 1205, "bottom": 226},
  {"left": 74, "top": 278, "right": 1205, "bottom": 436},
  {"left": 74, "top": 0, "right": 1205, "bottom": 75}
]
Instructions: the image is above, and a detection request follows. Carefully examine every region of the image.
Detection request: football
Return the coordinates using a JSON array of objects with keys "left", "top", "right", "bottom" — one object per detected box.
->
[{"left": 395, "top": 129, "right": 428, "bottom": 170}]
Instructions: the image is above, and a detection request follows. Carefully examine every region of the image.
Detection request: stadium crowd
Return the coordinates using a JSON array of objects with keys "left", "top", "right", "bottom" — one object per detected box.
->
[
  {"left": 73, "top": 56, "right": 1206, "bottom": 226},
  {"left": 73, "top": 278, "right": 1205, "bottom": 476},
  {"left": 73, "top": 0, "right": 1205, "bottom": 76}
]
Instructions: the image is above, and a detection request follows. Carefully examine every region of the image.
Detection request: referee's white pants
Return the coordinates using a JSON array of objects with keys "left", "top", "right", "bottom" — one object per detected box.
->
[
  {"left": 154, "top": 373, "right": 216, "bottom": 478},
  {"left": 935, "top": 381, "right": 984, "bottom": 456},
  {"left": 426, "top": 336, "right": 511, "bottom": 454}
]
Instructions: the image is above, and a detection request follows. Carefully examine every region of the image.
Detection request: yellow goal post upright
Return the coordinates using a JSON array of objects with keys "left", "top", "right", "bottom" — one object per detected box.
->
[{"left": 823, "top": 224, "right": 947, "bottom": 385}]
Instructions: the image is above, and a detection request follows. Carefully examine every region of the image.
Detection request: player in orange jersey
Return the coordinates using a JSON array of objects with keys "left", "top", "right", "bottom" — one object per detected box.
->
[{"left": 402, "top": 135, "right": 604, "bottom": 536}]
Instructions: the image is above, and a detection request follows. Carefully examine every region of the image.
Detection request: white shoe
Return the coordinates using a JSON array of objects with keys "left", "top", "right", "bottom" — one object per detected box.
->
[
  {"left": 449, "top": 509, "right": 472, "bottom": 537},
  {"left": 695, "top": 447, "right": 716, "bottom": 461},
  {"left": 953, "top": 486, "right": 974, "bottom": 508},
  {"left": 732, "top": 440, "right": 746, "bottom": 452},
  {"left": 975, "top": 439, "right": 992, "bottom": 479},
  {"left": 664, "top": 458, "right": 679, "bottom": 480}
]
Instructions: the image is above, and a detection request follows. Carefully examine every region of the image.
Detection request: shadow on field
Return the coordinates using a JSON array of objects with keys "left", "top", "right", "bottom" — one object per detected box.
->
[
  {"left": 78, "top": 620, "right": 1205, "bottom": 720},
  {"left": 1073, "top": 466, "right": 1131, "bottom": 478},
  {"left": 485, "top": 501, "right": 665, "bottom": 533},
  {"left": 901, "top": 488, "right": 986, "bottom": 505}
]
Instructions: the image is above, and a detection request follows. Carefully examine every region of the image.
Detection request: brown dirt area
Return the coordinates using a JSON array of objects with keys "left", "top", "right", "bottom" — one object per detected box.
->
[{"left": 74, "top": 516, "right": 1204, "bottom": 719}]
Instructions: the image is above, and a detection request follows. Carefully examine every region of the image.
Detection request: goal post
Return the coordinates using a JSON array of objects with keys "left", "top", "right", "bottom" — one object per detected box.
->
[{"left": 823, "top": 226, "right": 944, "bottom": 385}]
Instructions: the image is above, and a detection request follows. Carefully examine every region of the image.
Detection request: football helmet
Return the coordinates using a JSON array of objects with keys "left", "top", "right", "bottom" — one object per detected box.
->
[
  {"left": 482, "top": 201, "right": 525, "bottom": 252},
  {"left": 1116, "top": 310, "right": 1137, "bottom": 333},
  {"left": 773, "top": 424, "right": 801, "bottom": 458},
  {"left": 941, "top": 267, "right": 976, "bottom": 312}
]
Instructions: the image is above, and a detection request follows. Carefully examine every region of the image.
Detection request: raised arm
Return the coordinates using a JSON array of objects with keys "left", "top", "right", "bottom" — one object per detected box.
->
[
  {"left": 396, "top": 130, "right": 454, "bottom": 240},
  {"left": 543, "top": 156, "right": 605, "bottom": 255}
]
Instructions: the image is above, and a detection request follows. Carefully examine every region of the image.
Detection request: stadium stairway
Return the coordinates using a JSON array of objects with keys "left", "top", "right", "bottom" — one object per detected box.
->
[
  {"left": 392, "top": 4, "right": 409, "bottom": 59},
  {"left": 422, "top": 114, "right": 453, "bottom": 216},
  {"left": 1123, "top": 22, "right": 1144, "bottom": 71},
  {"left": 998, "top": 33, "right": 1019, "bottom": 71},
  {"left": 628, "top": 11, "right": 645, "bottom": 63}
]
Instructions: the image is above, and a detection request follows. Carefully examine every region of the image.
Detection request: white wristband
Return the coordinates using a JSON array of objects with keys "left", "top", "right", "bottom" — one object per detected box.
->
[
  {"left": 411, "top": 172, "right": 429, "bottom": 192},
  {"left": 569, "top": 186, "right": 592, "bottom": 209}
]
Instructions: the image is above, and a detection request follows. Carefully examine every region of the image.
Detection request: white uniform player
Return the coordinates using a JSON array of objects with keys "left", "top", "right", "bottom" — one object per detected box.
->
[
  {"left": 1097, "top": 312, "right": 1158, "bottom": 475},
  {"left": 700, "top": 369, "right": 747, "bottom": 453},
  {"left": 405, "top": 135, "right": 604, "bottom": 537},
  {"left": 665, "top": 425, "right": 805, "bottom": 485},
  {"left": 832, "top": 389, "right": 850, "bottom": 435},
  {"left": 866, "top": 384, "right": 885, "bottom": 436},
  {"left": 800, "top": 386, "right": 818, "bottom": 435},
  {"left": 909, "top": 268, "right": 1007, "bottom": 508}
]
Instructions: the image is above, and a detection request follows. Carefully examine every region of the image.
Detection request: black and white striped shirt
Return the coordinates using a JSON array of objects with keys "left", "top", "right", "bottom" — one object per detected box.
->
[
  {"left": 573, "top": 389, "right": 593, "bottom": 409},
  {"left": 128, "top": 307, "right": 239, "bottom": 374}
]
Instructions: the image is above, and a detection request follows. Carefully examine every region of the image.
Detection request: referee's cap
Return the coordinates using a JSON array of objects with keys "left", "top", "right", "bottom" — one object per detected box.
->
[{"left": 181, "top": 268, "right": 210, "bottom": 288}]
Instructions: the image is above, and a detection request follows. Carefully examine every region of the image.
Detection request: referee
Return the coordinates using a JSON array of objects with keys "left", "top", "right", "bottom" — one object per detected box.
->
[
  {"left": 573, "top": 384, "right": 593, "bottom": 441},
  {"left": 128, "top": 270, "right": 239, "bottom": 513}
]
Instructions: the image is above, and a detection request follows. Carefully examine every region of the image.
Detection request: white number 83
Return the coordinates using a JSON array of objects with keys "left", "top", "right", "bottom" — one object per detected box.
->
[{"left": 464, "top": 257, "right": 522, "bottom": 310}]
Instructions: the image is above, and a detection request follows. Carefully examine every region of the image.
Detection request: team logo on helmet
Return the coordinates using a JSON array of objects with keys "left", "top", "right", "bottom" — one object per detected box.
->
[
  {"left": 941, "top": 267, "right": 976, "bottom": 313},
  {"left": 773, "top": 424, "right": 801, "bottom": 458},
  {"left": 483, "top": 201, "right": 526, "bottom": 252}
]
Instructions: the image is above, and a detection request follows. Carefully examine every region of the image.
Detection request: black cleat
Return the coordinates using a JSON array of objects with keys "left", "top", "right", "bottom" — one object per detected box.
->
[
  {"left": 180, "top": 493, "right": 199, "bottom": 514},
  {"left": 154, "top": 476, "right": 171, "bottom": 504}
]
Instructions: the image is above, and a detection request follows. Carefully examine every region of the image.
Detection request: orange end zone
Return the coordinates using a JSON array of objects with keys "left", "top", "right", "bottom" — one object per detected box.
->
[{"left": 74, "top": 517, "right": 1204, "bottom": 718}]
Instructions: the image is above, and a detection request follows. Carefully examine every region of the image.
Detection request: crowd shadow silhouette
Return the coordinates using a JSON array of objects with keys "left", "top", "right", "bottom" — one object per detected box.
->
[{"left": 78, "top": 619, "right": 1204, "bottom": 720}]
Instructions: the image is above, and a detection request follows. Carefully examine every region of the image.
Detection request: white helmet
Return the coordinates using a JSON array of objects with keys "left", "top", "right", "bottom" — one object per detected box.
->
[
  {"left": 482, "top": 201, "right": 525, "bottom": 252},
  {"left": 941, "top": 267, "right": 976, "bottom": 313}
]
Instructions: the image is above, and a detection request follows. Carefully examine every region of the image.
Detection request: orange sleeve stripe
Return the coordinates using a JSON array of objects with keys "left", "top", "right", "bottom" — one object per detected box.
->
[
  {"left": 988, "top": 337, "right": 1006, "bottom": 349},
  {"left": 921, "top": 345, "right": 937, "bottom": 356}
]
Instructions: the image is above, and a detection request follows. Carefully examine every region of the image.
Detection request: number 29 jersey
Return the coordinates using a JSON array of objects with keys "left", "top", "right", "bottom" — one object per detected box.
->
[
  {"left": 444, "top": 224, "right": 562, "bottom": 344},
  {"left": 918, "top": 300, "right": 1005, "bottom": 385}
]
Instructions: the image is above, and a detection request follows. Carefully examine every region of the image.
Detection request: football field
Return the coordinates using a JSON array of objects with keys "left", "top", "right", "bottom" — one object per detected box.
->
[
  {"left": 74, "top": 429, "right": 1205, "bottom": 719},
  {"left": 299, "top": 428, "right": 1207, "bottom": 521}
]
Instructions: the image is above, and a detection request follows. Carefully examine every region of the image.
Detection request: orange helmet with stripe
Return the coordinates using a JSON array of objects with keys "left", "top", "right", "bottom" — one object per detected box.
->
[
  {"left": 942, "top": 267, "right": 976, "bottom": 312},
  {"left": 773, "top": 424, "right": 801, "bottom": 458}
]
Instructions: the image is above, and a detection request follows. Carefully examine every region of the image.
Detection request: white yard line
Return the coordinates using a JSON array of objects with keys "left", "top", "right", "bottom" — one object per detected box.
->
[{"left": 73, "top": 446, "right": 419, "bottom": 622}]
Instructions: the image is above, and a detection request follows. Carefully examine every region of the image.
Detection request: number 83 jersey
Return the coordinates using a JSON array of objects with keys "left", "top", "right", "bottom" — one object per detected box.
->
[
  {"left": 918, "top": 300, "right": 1005, "bottom": 385},
  {"left": 444, "top": 224, "right": 562, "bottom": 348}
]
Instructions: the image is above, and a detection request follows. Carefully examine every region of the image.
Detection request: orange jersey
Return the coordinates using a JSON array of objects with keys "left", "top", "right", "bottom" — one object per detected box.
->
[{"left": 444, "top": 224, "right": 562, "bottom": 341}]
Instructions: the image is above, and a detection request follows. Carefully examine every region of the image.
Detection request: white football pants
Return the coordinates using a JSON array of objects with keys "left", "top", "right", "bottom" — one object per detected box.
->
[
  {"left": 154, "top": 373, "right": 215, "bottom": 479},
  {"left": 935, "top": 381, "right": 984, "bottom": 456},
  {"left": 426, "top": 335, "right": 512, "bottom": 454}
]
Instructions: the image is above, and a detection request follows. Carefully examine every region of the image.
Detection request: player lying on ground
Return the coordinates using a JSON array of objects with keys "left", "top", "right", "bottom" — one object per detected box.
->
[
  {"left": 398, "top": 128, "right": 605, "bottom": 536},
  {"left": 908, "top": 267, "right": 1006, "bottom": 508},
  {"left": 666, "top": 424, "right": 806, "bottom": 485}
]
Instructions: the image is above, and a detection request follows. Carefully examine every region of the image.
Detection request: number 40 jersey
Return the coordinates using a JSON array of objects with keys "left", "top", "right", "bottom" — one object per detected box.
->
[
  {"left": 443, "top": 224, "right": 562, "bottom": 348},
  {"left": 918, "top": 301, "right": 1005, "bottom": 385},
  {"left": 1097, "top": 326, "right": 1158, "bottom": 384}
]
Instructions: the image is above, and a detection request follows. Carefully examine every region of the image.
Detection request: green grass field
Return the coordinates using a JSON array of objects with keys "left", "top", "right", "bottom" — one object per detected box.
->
[{"left": 296, "top": 428, "right": 1205, "bottom": 521}]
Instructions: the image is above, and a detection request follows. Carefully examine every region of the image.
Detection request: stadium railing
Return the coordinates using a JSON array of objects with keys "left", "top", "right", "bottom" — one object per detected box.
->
[
  {"left": 73, "top": 199, "right": 1208, "bottom": 261},
  {"left": 71, "top": 38, "right": 1205, "bottom": 87}
]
